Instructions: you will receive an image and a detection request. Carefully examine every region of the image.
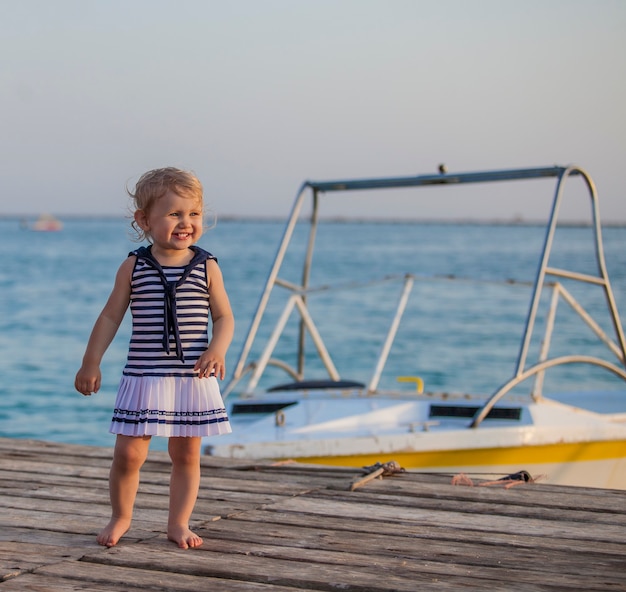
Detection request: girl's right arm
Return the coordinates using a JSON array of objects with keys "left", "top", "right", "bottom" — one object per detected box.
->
[{"left": 74, "top": 257, "right": 134, "bottom": 396}]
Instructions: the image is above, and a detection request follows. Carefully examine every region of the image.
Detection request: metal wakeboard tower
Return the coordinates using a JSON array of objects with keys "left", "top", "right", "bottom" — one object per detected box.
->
[{"left": 227, "top": 165, "right": 626, "bottom": 428}]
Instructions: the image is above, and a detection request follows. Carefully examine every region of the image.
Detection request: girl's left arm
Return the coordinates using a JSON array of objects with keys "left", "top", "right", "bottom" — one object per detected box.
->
[{"left": 194, "top": 259, "right": 235, "bottom": 379}]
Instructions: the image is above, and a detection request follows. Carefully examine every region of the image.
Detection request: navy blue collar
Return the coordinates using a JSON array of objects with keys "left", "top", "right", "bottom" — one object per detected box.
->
[{"left": 131, "top": 246, "right": 215, "bottom": 362}]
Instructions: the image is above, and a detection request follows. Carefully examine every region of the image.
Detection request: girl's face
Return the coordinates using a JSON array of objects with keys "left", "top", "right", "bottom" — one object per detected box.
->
[{"left": 135, "top": 189, "right": 203, "bottom": 253}]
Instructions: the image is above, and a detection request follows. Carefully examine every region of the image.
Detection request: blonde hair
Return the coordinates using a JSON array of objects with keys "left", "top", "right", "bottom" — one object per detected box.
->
[{"left": 129, "top": 167, "right": 204, "bottom": 242}]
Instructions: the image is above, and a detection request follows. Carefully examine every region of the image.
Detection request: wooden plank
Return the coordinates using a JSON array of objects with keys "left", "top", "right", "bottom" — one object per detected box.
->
[
  {"left": 0, "top": 459, "right": 111, "bottom": 480},
  {"left": 2, "top": 561, "right": 322, "bottom": 591},
  {"left": 0, "top": 542, "right": 86, "bottom": 582},
  {"left": 201, "top": 512, "right": 626, "bottom": 565},
  {"left": 0, "top": 527, "right": 96, "bottom": 548},
  {"left": 255, "top": 495, "right": 626, "bottom": 544},
  {"left": 227, "top": 508, "right": 626, "bottom": 558},
  {"left": 0, "top": 482, "right": 303, "bottom": 516},
  {"left": 333, "top": 475, "right": 626, "bottom": 512},
  {"left": 199, "top": 515, "right": 626, "bottom": 584},
  {"left": 78, "top": 541, "right": 493, "bottom": 591},
  {"left": 306, "top": 487, "right": 626, "bottom": 526},
  {"left": 0, "top": 506, "right": 163, "bottom": 542},
  {"left": 0, "top": 437, "right": 268, "bottom": 470},
  {"left": 0, "top": 460, "right": 337, "bottom": 496},
  {"left": 78, "top": 536, "right": 623, "bottom": 591}
]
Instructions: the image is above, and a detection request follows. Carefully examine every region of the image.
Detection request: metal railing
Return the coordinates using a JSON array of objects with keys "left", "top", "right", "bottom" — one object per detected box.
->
[{"left": 226, "top": 165, "right": 626, "bottom": 429}]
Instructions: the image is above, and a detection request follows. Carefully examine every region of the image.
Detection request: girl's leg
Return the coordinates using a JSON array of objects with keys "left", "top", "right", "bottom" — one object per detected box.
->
[
  {"left": 97, "top": 435, "right": 151, "bottom": 547},
  {"left": 167, "top": 436, "right": 203, "bottom": 549}
]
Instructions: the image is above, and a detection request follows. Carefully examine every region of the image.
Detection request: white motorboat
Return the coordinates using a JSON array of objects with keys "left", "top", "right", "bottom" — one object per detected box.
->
[{"left": 204, "top": 165, "right": 626, "bottom": 489}]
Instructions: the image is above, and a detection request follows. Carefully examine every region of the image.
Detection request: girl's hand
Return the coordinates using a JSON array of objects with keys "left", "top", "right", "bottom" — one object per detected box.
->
[
  {"left": 194, "top": 349, "right": 226, "bottom": 380},
  {"left": 200, "top": 259, "right": 233, "bottom": 381},
  {"left": 75, "top": 364, "right": 101, "bottom": 396}
]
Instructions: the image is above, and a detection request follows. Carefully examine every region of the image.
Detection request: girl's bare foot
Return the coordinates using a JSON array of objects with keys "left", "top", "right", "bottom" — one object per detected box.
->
[
  {"left": 97, "top": 517, "right": 131, "bottom": 547},
  {"left": 167, "top": 525, "right": 203, "bottom": 549}
]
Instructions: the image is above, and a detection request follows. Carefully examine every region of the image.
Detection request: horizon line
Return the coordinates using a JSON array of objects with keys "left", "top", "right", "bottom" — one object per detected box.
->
[{"left": 2, "top": 213, "right": 625, "bottom": 227}]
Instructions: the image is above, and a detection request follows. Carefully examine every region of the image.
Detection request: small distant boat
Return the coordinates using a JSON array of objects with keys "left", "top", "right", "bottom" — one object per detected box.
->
[
  {"left": 30, "top": 214, "right": 63, "bottom": 232},
  {"left": 204, "top": 165, "right": 626, "bottom": 490}
]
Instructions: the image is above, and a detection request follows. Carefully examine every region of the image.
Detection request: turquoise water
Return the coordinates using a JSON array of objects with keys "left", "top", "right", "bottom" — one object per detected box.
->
[{"left": 1, "top": 217, "right": 625, "bottom": 450}]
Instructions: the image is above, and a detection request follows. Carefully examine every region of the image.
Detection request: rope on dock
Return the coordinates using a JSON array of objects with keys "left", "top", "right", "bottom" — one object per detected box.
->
[
  {"left": 349, "top": 460, "right": 406, "bottom": 491},
  {"left": 451, "top": 470, "right": 545, "bottom": 489}
]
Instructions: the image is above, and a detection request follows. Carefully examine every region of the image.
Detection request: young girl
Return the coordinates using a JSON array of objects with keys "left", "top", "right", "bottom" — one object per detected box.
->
[{"left": 75, "top": 167, "right": 234, "bottom": 549}]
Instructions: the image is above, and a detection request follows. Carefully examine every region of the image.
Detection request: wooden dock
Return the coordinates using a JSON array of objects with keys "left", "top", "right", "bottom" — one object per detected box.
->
[{"left": 1, "top": 437, "right": 625, "bottom": 591}]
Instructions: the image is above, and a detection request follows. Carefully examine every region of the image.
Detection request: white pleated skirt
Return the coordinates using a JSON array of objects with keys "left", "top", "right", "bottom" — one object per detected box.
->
[{"left": 110, "top": 375, "right": 232, "bottom": 438}]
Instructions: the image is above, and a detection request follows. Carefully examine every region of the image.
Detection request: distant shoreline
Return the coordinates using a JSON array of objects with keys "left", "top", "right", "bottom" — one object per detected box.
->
[{"left": 2, "top": 213, "right": 625, "bottom": 227}]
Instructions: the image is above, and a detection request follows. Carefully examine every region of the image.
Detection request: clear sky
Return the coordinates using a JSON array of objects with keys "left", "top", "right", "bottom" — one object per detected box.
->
[{"left": 1, "top": 0, "right": 625, "bottom": 222}]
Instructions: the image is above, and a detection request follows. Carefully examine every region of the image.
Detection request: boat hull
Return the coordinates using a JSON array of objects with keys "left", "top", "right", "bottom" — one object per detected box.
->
[
  {"left": 208, "top": 438, "right": 626, "bottom": 490},
  {"left": 206, "top": 393, "right": 626, "bottom": 490},
  {"left": 283, "top": 440, "right": 626, "bottom": 490},
  {"left": 207, "top": 429, "right": 626, "bottom": 490}
]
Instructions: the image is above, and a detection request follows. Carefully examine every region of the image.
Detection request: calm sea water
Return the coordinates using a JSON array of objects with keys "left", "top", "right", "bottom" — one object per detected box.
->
[{"left": 1, "top": 217, "right": 625, "bottom": 451}]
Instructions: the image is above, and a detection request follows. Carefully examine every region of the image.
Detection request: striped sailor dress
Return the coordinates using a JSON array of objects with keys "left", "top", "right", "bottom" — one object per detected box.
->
[{"left": 110, "top": 245, "right": 232, "bottom": 438}]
